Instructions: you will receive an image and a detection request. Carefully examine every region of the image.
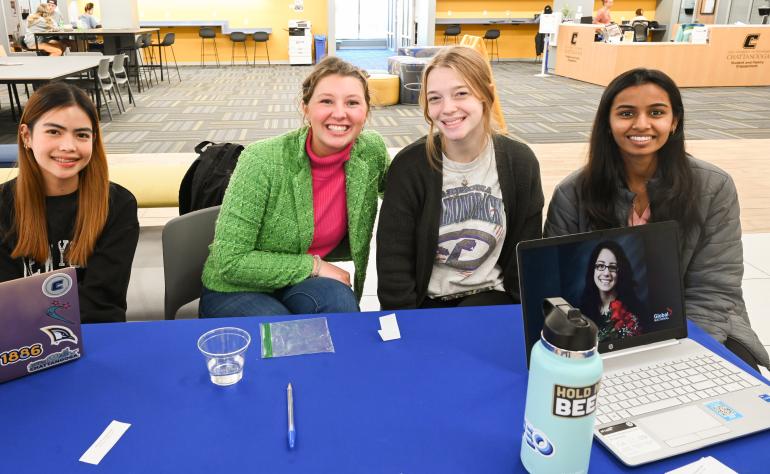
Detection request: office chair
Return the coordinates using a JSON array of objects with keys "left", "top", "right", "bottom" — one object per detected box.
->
[
  {"left": 632, "top": 22, "right": 649, "bottom": 42},
  {"left": 162, "top": 205, "right": 220, "bottom": 320}
]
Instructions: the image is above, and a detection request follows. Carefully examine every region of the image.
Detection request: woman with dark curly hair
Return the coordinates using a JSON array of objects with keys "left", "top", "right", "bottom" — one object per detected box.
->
[{"left": 580, "top": 241, "right": 644, "bottom": 342}]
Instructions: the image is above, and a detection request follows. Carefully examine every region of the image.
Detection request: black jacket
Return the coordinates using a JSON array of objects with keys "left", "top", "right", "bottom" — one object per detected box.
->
[
  {"left": 376, "top": 134, "right": 544, "bottom": 309},
  {"left": 0, "top": 179, "right": 139, "bottom": 323}
]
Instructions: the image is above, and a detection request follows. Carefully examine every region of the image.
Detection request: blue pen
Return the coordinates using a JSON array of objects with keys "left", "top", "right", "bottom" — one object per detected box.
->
[{"left": 287, "top": 383, "right": 296, "bottom": 449}]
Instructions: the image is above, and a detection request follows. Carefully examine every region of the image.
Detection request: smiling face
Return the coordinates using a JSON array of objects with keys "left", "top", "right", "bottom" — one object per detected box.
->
[
  {"left": 302, "top": 74, "right": 367, "bottom": 157},
  {"left": 609, "top": 83, "right": 678, "bottom": 166},
  {"left": 20, "top": 105, "right": 94, "bottom": 196},
  {"left": 425, "top": 66, "right": 487, "bottom": 157},
  {"left": 593, "top": 248, "right": 619, "bottom": 294}
]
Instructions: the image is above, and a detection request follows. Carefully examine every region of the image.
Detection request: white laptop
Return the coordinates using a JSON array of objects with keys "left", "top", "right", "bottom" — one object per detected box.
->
[{"left": 516, "top": 221, "right": 770, "bottom": 466}]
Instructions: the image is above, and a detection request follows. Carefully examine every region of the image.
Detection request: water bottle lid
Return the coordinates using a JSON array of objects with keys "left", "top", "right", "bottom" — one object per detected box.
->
[{"left": 541, "top": 298, "right": 598, "bottom": 354}]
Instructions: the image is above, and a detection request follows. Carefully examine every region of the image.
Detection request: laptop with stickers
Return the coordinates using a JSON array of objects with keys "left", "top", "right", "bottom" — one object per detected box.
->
[
  {"left": 0, "top": 267, "right": 83, "bottom": 383},
  {"left": 516, "top": 221, "right": 770, "bottom": 466}
]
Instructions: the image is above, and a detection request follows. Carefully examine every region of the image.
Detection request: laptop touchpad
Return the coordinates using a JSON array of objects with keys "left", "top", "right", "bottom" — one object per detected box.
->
[{"left": 636, "top": 406, "right": 731, "bottom": 447}]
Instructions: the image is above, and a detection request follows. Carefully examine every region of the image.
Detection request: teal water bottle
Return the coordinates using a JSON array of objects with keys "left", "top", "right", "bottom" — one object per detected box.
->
[{"left": 521, "top": 298, "right": 602, "bottom": 474}]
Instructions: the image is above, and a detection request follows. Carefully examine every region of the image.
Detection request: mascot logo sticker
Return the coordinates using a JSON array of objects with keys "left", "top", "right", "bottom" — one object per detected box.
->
[
  {"left": 42, "top": 272, "right": 73, "bottom": 298},
  {"left": 40, "top": 325, "right": 79, "bottom": 346}
]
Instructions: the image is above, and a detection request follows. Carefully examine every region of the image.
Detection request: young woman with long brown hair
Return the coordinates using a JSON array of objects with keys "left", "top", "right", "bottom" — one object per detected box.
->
[{"left": 0, "top": 82, "right": 139, "bottom": 323}]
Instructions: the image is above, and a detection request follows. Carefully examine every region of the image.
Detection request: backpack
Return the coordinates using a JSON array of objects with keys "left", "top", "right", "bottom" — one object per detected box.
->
[{"left": 178, "top": 141, "right": 245, "bottom": 215}]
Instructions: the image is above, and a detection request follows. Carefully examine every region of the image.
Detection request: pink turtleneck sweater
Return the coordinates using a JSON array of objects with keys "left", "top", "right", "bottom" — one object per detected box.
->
[{"left": 306, "top": 131, "right": 351, "bottom": 257}]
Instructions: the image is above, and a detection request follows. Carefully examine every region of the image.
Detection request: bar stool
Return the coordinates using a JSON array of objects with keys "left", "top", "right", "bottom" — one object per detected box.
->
[
  {"left": 118, "top": 35, "right": 152, "bottom": 93},
  {"left": 139, "top": 33, "right": 159, "bottom": 85},
  {"left": 229, "top": 32, "right": 249, "bottom": 66},
  {"left": 443, "top": 25, "right": 461, "bottom": 45},
  {"left": 484, "top": 29, "right": 500, "bottom": 62},
  {"left": 252, "top": 32, "right": 270, "bottom": 66},
  {"left": 154, "top": 33, "right": 182, "bottom": 82},
  {"left": 199, "top": 27, "right": 220, "bottom": 67}
]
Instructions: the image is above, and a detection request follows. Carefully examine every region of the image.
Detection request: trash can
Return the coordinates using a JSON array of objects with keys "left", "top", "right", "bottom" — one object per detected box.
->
[{"left": 314, "top": 34, "right": 326, "bottom": 64}]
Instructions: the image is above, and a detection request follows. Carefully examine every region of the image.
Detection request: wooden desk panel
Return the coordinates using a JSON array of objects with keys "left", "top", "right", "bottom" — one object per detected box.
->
[{"left": 554, "top": 24, "right": 770, "bottom": 87}]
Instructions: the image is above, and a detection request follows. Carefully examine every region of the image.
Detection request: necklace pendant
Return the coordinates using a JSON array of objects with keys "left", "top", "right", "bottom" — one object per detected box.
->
[{"left": 462, "top": 177, "right": 468, "bottom": 187}]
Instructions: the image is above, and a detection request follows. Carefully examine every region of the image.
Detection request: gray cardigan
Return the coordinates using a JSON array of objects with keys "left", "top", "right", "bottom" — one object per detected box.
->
[{"left": 544, "top": 156, "right": 769, "bottom": 369}]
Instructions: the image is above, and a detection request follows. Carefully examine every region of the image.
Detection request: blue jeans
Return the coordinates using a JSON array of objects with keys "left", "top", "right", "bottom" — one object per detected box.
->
[{"left": 199, "top": 277, "right": 359, "bottom": 317}]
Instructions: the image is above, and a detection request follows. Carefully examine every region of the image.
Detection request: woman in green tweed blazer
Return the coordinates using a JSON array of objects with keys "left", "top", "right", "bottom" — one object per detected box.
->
[{"left": 200, "top": 57, "right": 388, "bottom": 317}]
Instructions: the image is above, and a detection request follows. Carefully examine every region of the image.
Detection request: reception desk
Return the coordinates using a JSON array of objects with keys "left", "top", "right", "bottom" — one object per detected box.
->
[{"left": 554, "top": 24, "right": 770, "bottom": 87}]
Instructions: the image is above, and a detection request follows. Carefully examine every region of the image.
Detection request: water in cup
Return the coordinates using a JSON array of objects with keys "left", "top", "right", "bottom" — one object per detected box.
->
[
  {"left": 207, "top": 354, "right": 245, "bottom": 385},
  {"left": 197, "top": 327, "right": 251, "bottom": 386}
]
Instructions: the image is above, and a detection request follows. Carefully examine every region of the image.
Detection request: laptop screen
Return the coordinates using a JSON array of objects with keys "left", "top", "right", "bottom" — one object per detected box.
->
[{"left": 517, "top": 222, "right": 687, "bottom": 364}]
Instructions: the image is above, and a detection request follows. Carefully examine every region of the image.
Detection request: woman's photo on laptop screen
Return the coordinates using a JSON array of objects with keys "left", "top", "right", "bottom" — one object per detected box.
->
[
  {"left": 577, "top": 240, "right": 646, "bottom": 342},
  {"left": 553, "top": 233, "right": 682, "bottom": 344}
]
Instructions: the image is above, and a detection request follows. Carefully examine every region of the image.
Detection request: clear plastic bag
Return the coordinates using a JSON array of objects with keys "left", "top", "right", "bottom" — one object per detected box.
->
[{"left": 259, "top": 317, "right": 335, "bottom": 358}]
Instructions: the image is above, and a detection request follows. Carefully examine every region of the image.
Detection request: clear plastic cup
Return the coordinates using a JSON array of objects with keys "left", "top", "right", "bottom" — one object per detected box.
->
[{"left": 197, "top": 327, "right": 251, "bottom": 386}]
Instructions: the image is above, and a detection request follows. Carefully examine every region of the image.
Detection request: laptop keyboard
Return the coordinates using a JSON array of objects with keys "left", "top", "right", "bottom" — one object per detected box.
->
[{"left": 595, "top": 353, "right": 762, "bottom": 425}]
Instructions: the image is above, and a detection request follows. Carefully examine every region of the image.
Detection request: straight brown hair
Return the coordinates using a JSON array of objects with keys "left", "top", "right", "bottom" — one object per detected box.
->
[{"left": 13, "top": 82, "right": 109, "bottom": 266}]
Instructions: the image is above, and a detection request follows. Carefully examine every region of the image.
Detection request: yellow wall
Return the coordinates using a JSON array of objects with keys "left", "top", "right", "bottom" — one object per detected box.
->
[
  {"left": 435, "top": 0, "right": 658, "bottom": 59},
  {"left": 437, "top": 0, "right": 546, "bottom": 18},
  {"left": 77, "top": 0, "right": 329, "bottom": 62}
]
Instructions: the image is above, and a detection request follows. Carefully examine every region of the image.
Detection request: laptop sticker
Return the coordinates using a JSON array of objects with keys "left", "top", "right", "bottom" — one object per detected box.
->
[
  {"left": 40, "top": 326, "right": 79, "bottom": 346},
  {"left": 45, "top": 300, "right": 75, "bottom": 324},
  {"left": 41, "top": 272, "right": 74, "bottom": 298},
  {"left": 599, "top": 422, "right": 661, "bottom": 458},
  {"left": 26, "top": 347, "right": 80, "bottom": 373},
  {"left": 759, "top": 394, "right": 770, "bottom": 403},
  {"left": 705, "top": 401, "right": 743, "bottom": 421}
]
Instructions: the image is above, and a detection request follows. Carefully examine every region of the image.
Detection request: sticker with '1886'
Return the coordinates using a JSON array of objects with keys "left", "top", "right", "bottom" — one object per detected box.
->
[{"left": 1, "top": 343, "right": 44, "bottom": 367}]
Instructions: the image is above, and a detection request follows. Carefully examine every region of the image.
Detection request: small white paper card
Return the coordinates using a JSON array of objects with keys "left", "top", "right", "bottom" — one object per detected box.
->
[
  {"left": 378, "top": 313, "right": 401, "bottom": 341},
  {"left": 665, "top": 456, "right": 737, "bottom": 474},
  {"left": 79, "top": 420, "right": 131, "bottom": 465}
]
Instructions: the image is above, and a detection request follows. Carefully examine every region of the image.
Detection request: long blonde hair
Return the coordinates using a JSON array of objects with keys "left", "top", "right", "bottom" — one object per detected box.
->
[
  {"left": 28, "top": 4, "right": 53, "bottom": 27},
  {"left": 13, "top": 82, "right": 109, "bottom": 266},
  {"left": 419, "top": 46, "right": 500, "bottom": 167}
]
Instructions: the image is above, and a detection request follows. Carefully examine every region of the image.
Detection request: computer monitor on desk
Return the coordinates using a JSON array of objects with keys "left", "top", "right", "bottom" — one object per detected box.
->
[{"left": 580, "top": 16, "right": 593, "bottom": 24}]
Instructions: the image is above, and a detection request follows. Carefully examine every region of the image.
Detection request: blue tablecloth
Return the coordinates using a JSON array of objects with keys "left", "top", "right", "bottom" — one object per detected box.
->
[{"left": 1, "top": 305, "right": 768, "bottom": 472}]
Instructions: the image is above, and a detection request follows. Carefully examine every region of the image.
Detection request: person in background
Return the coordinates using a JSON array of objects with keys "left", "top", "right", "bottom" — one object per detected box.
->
[
  {"left": 594, "top": 0, "right": 614, "bottom": 25},
  {"left": 632, "top": 8, "right": 648, "bottom": 22},
  {"left": 544, "top": 68, "right": 769, "bottom": 371},
  {"left": 377, "top": 46, "right": 543, "bottom": 310},
  {"left": 79, "top": 3, "right": 102, "bottom": 29},
  {"left": 46, "top": 0, "right": 64, "bottom": 27},
  {"left": 0, "top": 83, "right": 139, "bottom": 323},
  {"left": 23, "top": 5, "right": 64, "bottom": 56},
  {"left": 200, "top": 56, "right": 389, "bottom": 317}
]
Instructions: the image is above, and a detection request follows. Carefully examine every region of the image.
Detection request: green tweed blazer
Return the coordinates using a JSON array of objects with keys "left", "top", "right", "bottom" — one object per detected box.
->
[{"left": 202, "top": 127, "right": 388, "bottom": 299}]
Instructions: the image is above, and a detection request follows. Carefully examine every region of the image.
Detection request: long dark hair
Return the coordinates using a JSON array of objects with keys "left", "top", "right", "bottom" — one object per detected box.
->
[
  {"left": 580, "top": 241, "right": 643, "bottom": 323},
  {"left": 581, "top": 68, "right": 699, "bottom": 234},
  {"left": 14, "top": 82, "right": 109, "bottom": 266}
]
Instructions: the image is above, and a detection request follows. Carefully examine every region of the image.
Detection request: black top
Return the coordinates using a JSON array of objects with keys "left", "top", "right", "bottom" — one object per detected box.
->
[
  {"left": 376, "top": 134, "right": 544, "bottom": 310},
  {"left": 0, "top": 179, "right": 139, "bottom": 323}
]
